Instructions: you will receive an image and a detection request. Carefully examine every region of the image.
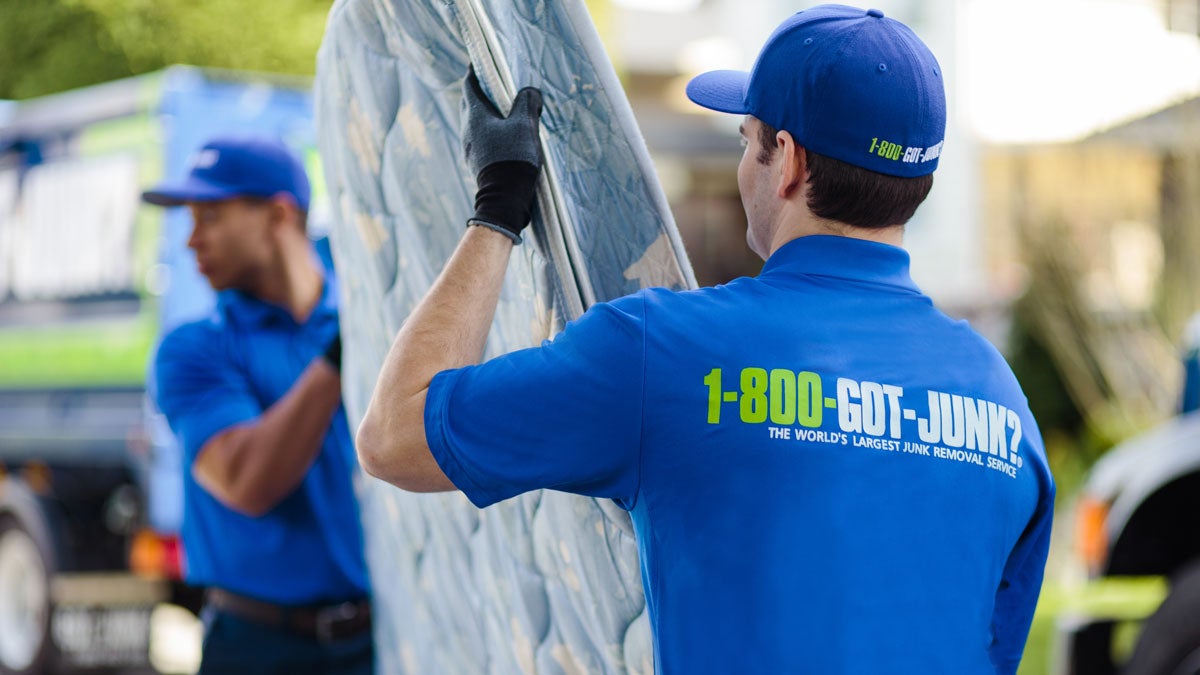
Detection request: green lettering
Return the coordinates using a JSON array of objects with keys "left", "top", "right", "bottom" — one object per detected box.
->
[
  {"left": 769, "top": 368, "right": 797, "bottom": 425},
  {"left": 797, "top": 371, "right": 823, "bottom": 427},
  {"left": 740, "top": 368, "right": 768, "bottom": 423},
  {"left": 703, "top": 368, "right": 722, "bottom": 424}
]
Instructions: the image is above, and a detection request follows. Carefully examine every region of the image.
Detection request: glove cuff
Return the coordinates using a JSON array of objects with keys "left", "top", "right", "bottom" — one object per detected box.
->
[{"left": 467, "top": 218, "right": 523, "bottom": 244}]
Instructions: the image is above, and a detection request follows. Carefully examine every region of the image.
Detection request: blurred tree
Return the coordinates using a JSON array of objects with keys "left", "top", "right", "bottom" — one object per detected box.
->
[
  {"left": 1157, "top": 152, "right": 1200, "bottom": 341},
  {"left": 0, "top": 0, "right": 333, "bottom": 100},
  {"left": 1007, "top": 150, "right": 1179, "bottom": 449},
  {"left": 1008, "top": 300, "right": 1086, "bottom": 448}
]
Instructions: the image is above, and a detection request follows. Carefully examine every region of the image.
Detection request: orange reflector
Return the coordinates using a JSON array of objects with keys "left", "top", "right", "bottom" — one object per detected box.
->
[
  {"left": 21, "top": 460, "right": 52, "bottom": 495},
  {"left": 1075, "top": 496, "right": 1110, "bottom": 575},
  {"left": 130, "top": 529, "right": 185, "bottom": 580}
]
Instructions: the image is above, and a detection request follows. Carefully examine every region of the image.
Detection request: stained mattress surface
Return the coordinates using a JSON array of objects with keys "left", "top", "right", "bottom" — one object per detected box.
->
[{"left": 314, "top": 1, "right": 695, "bottom": 672}]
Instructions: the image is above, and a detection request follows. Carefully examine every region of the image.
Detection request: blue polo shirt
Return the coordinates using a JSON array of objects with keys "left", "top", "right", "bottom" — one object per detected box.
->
[
  {"left": 152, "top": 274, "right": 369, "bottom": 605},
  {"left": 425, "top": 235, "right": 1054, "bottom": 674}
]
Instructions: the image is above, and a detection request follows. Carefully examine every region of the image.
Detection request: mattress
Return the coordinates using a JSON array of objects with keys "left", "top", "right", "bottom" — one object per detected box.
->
[{"left": 314, "top": 0, "right": 695, "bottom": 672}]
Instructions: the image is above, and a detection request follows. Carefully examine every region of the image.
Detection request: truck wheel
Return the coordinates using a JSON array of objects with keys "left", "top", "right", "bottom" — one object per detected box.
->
[
  {"left": 0, "top": 516, "right": 53, "bottom": 675},
  {"left": 1124, "top": 559, "right": 1200, "bottom": 675}
]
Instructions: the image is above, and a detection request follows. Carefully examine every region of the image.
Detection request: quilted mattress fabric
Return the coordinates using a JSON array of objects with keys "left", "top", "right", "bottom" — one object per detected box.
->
[{"left": 314, "top": 0, "right": 695, "bottom": 673}]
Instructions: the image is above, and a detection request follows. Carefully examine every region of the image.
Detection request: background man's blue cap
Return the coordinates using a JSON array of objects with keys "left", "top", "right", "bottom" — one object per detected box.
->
[
  {"left": 142, "top": 136, "right": 311, "bottom": 210},
  {"left": 686, "top": 4, "right": 946, "bottom": 178}
]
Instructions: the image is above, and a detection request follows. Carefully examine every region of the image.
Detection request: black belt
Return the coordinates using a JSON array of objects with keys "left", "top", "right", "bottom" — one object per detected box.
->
[{"left": 206, "top": 588, "right": 372, "bottom": 643}]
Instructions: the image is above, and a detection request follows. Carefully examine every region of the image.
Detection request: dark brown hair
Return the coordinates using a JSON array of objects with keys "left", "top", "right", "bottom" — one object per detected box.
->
[
  {"left": 239, "top": 194, "right": 310, "bottom": 232},
  {"left": 757, "top": 121, "right": 933, "bottom": 229}
]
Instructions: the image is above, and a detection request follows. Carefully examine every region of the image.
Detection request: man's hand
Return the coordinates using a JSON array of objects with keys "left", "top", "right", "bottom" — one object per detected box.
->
[
  {"left": 321, "top": 333, "right": 342, "bottom": 372},
  {"left": 461, "top": 66, "right": 544, "bottom": 244}
]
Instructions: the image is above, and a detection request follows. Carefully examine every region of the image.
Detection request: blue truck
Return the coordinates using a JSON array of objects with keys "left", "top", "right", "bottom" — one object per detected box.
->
[{"left": 0, "top": 67, "right": 321, "bottom": 674}]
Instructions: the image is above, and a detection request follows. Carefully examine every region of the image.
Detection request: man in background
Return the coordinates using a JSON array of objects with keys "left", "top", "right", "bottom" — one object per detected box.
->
[{"left": 144, "top": 136, "right": 372, "bottom": 674}]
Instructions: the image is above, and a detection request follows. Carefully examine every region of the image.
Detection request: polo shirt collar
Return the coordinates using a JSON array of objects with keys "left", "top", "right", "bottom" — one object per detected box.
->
[
  {"left": 218, "top": 273, "right": 338, "bottom": 328},
  {"left": 759, "top": 234, "right": 921, "bottom": 293}
]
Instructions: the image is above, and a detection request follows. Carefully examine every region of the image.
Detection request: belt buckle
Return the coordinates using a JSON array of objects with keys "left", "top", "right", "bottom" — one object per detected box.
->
[{"left": 315, "top": 602, "right": 358, "bottom": 643}]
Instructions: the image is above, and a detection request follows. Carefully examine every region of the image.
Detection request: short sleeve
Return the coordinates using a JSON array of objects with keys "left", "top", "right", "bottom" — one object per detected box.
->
[
  {"left": 424, "top": 293, "right": 647, "bottom": 509},
  {"left": 152, "top": 321, "right": 263, "bottom": 462}
]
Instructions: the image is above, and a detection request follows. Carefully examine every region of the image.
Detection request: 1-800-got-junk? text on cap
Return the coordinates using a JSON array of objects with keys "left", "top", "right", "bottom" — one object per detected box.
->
[{"left": 686, "top": 4, "right": 946, "bottom": 178}]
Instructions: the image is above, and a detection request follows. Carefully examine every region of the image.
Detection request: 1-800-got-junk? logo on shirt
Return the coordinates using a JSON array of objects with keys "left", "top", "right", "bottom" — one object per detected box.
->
[{"left": 703, "top": 367, "right": 1025, "bottom": 479}]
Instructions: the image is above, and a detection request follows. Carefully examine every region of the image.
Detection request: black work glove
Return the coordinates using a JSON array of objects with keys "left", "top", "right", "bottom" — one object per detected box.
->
[
  {"left": 461, "top": 66, "right": 544, "bottom": 244},
  {"left": 321, "top": 333, "right": 342, "bottom": 373}
]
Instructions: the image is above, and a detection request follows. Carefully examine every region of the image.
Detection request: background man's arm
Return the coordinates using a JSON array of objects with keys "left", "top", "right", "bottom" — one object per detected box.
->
[
  {"left": 357, "top": 69, "right": 544, "bottom": 492},
  {"left": 193, "top": 357, "right": 342, "bottom": 516}
]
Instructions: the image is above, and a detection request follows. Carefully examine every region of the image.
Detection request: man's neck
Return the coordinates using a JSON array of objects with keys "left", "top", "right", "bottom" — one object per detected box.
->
[
  {"left": 768, "top": 203, "right": 904, "bottom": 256},
  {"left": 247, "top": 237, "right": 324, "bottom": 323}
]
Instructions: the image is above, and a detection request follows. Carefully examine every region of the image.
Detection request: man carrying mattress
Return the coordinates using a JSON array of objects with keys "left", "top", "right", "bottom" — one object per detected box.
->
[{"left": 357, "top": 5, "right": 1054, "bottom": 673}]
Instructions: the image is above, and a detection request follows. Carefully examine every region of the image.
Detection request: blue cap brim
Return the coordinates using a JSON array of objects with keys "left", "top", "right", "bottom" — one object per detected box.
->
[
  {"left": 141, "top": 176, "right": 239, "bottom": 206},
  {"left": 685, "top": 70, "right": 751, "bottom": 114}
]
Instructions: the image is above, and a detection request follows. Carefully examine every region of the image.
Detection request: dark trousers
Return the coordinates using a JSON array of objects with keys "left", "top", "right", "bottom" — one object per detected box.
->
[{"left": 198, "top": 606, "right": 374, "bottom": 675}]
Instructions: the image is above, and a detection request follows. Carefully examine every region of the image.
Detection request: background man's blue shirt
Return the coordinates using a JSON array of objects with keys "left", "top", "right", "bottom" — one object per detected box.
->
[
  {"left": 425, "top": 235, "right": 1055, "bottom": 674},
  {"left": 152, "top": 274, "right": 369, "bottom": 604}
]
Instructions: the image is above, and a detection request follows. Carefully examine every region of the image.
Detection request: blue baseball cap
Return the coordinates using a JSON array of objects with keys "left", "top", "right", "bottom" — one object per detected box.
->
[
  {"left": 142, "top": 136, "right": 311, "bottom": 210},
  {"left": 686, "top": 4, "right": 946, "bottom": 178}
]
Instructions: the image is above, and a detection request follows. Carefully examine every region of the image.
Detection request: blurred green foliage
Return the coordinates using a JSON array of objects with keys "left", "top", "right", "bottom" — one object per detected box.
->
[
  {"left": 1007, "top": 291, "right": 1117, "bottom": 491},
  {"left": 0, "top": 0, "right": 332, "bottom": 100},
  {"left": 1008, "top": 299, "right": 1087, "bottom": 449}
]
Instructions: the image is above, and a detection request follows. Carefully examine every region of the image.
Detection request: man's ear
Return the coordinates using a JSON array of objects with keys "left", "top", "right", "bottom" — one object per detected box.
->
[
  {"left": 266, "top": 194, "right": 302, "bottom": 234},
  {"left": 775, "top": 130, "right": 806, "bottom": 199}
]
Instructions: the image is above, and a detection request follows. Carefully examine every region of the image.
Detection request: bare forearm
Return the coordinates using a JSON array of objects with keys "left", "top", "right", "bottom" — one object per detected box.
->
[
  {"left": 391, "top": 226, "right": 512, "bottom": 382},
  {"left": 195, "top": 360, "right": 343, "bottom": 515},
  {"left": 358, "top": 226, "right": 513, "bottom": 489},
  {"left": 359, "top": 70, "right": 544, "bottom": 490}
]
